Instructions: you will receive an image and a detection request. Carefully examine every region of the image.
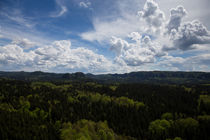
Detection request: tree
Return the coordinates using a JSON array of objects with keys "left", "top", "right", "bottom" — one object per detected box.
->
[{"left": 149, "top": 119, "right": 172, "bottom": 140}]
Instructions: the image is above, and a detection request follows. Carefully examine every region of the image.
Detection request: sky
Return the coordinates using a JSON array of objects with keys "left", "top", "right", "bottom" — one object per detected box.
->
[{"left": 0, "top": 0, "right": 210, "bottom": 74}]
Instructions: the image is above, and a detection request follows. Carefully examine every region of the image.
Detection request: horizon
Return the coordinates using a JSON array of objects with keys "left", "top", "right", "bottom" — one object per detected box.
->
[
  {"left": 0, "top": 0, "right": 210, "bottom": 73},
  {"left": 1, "top": 70, "right": 210, "bottom": 75}
]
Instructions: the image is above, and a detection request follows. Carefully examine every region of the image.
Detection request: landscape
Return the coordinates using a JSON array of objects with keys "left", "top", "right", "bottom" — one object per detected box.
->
[
  {"left": 0, "top": 71, "right": 210, "bottom": 140},
  {"left": 1, "top": 0, "right": 210, "bottom": 140}
]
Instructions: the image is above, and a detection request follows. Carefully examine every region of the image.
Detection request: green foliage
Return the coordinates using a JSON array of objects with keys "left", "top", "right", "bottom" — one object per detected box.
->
[
  {"left": 60, "top": 120, "right": 134, "bottom": 140},
  {"left": 175, "top": 118, "right": 199, "bottom": 130},
  {"left": 174, "top": 118, "right": 199, "bottom": 139},
  {"left": 197, "top": 115, "right": 210, "bottom": 121},
  {"left": 161, "top": 113, "right": 173, "bottom": 120},
  {"left": 197, "top": 115, "right": 210, "bottom": 140},
  {"left": 166, "top": 137, "right": 182, "bottom": 140},
  {"left": 149, "top": 119, "right": 172, "bottom": 139},
  {"left": 0, "top": 78, "right": 210, "bottom": 140},
  {"left": 73, "top": 92, "right": 145, "bottom": 109},
  {"left": 0, "top": 103, "right": 15, "bottom": 112},
  {"left": 19, "top": 96, "right": 31, "bottom": 112},
  {"left": 109, "top": 85, "right": 117, "bottom": 91},
  {"left": 199, "top": 95, "right": 210, "bottom": 114},
  {"left": 173, "top": 137, "right": 182, "bottom": 140},
  {"left": 31, "top": 82, "right": 57, "bottom": 89}
]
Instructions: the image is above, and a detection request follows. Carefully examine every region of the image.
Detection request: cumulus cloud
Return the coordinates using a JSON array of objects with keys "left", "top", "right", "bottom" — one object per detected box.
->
[
  {"left": 107, "top": 0, "right": 210, "bottom": 71},
  {"left": 110, "top": 32, "right": 166, "bottom": 66},
  {"left": 166, "top": 5, "right": 187, "bottom": 33},
  {"left": 1, "top": 0, "right": 210, "bottom": 73},
  {"left": 81, "top": 0, "right": 210, "bottom": 71},
  {"left": 110, "top": 36, "right": 129, "bottom": 55},
  {"left": 166, "top": 20, "right": 210, "bottom": 50},
  {"left": 12, "top": 38, "right": 36, "bottom": 49},
  {"left": 138, "top": 0, "right": 165, "bottom": 34},
  {"left": 0, "top": 44, "right": 35, "bottom": 66},
  {"left": 0, "top": 40, "right": 114, "bottom": 73},
  {"left": 79, "top": 1, "right": 91, "bottom": 8}
]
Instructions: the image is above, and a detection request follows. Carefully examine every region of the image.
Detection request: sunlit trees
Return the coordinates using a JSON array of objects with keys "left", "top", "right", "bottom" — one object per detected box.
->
[
  {"left": 149, "top": 119, "right": 172, "bottom": 140},
  {"left": 60, "top": 120, "right": 135, "bottom": 140}
]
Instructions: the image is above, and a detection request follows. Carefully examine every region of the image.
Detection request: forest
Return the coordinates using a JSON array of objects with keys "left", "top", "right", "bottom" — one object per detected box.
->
[{"left": 0, "top": 71, "right": 210, "bottom": 140}]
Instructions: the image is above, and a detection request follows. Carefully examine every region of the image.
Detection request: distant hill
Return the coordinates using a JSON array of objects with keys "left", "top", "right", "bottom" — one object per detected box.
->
[{"left": 0, "top": 71, "right": 210, "bottom": 84}]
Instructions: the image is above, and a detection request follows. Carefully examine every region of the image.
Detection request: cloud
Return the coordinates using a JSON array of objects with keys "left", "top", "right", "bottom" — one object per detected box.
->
[
  {"left": 80, "top": 16, "right": 142, "bottom": 42},
  {"left": 138, "top": 0, "right": 165, "bottom": 34},
  {"left": 33, "top": 40, "right": 112, "bottom": 72},
  {"left": 1, "top": 0, "right": 210, "bottom": 73},
  {"left": 166, "top": 5, "right": 187, "bottom": 33},
  {"left": 0, "top": 39, "right": 114, "bottom": 73},
  {"left": 110, "top": 32, "right": 166, "bottom": 66},
  {"left": 81, "top": 0, "right": 210, "bottom": 72},
  {"left": 80, "top": 0, "right": 145, "bottom": 42},
  {"left": 157, "top": 54, "right": 210, "bottom": 71},
  {"left": 79, "top": 1, "right": 91, "bottom": 8},
  {"left": 0, "top": 26, "right": 3, "bottom": 38},
  {"left": 0, "top": 6, "right": 55, "bottom": 46},
  {"left": 110, "top": 36, "right": 129, "bottom": 55},
  {"left": 0, "top": 44, "right": 35, "bottom": 67},
  {"left": 50, "top": 0, "right": 67, "bottom": 18},
  {"left": 0, "top": 9, "right": 35, "bottom": 28},
  {"left": 80, "top": 0, "right": 165, "bottom": 43},
  {"left": 166, "top": 20, "right": 210, "bottom": 50},
  {"left": 12, "top": 38, "right": 36, "bottom": 49},
  {"left": 157, "top": 0, "right": 210, "bottom": 29}
]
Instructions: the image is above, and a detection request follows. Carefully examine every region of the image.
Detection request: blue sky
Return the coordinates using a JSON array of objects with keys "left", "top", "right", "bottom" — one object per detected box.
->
[{"left": 0, "top": 0, "right": 210, "bottom": 73}]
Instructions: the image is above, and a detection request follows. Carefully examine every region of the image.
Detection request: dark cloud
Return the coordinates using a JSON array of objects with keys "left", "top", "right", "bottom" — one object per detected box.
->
[{"left": 172, "top": 20, "right": 210, "bottom": 50}]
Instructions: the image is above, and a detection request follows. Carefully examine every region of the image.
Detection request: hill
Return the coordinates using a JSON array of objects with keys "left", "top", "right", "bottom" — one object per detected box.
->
[{"left": 0, "top": 71, "right": 210, "bottom": 84}]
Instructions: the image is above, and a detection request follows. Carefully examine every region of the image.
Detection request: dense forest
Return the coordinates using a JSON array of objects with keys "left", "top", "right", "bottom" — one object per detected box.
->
[
  {"left": 1, "top": 71, "right": 210, "bottom": 84},
  {"left": 0, "top": 71, "right": 210, "bottom": 140}
]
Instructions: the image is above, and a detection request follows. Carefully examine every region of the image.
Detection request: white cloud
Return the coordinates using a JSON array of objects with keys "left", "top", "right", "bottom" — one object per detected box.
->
[
  {"left": 165, "top": 20, "right": 210, "bottom": 51},
  {"left": 0, "top": 40, "right": 114, "bottom": 73},
  {"left": 110, "top": 32, "right": 166, "bottom": 66},
  {"left": 1, "top": 0, "right": 210, "bottom": 73},
  {"left": 110, "top": 36, "right": 129, "bottom": 55},
  {"left": 79, "top": 1, "right": 91, "bottom": 8},
  {"left": 80, "top": 16, "right": 142, "bottom": 42},
  {"left": 81, "top": 0, "right": 210, "bottom": 72},
  {"left": 157, "top": 0, "right": 210, "bottom": 29},
  {"left": 137, "top": 0, "right": 165, "bottom": 35},
  {"left": 166, "top": 5, "right": 187, "bottom": 33},
  {"left": 138, "top": 0, "right": 165, "bottom": 28},
  {"left": 157, "top": 54, "right": 210, "bottom": 71},
  {"left": 80, "top": 0, "right": 146, "bottom": 42},
  {"left": 80, "top": 0, "right": 164, "bottom": 42},
  {"left": 0, "top": 9, "right": 35, "bottom": 28},
  {"left": 12, "top": 38, "right": 36, "bottom": 49},
  {"left": 0, "top": 44, "right": 35, "bottom": 67},
  {"left": 50, "top": 0, "right": 67, "bottom": 18}
]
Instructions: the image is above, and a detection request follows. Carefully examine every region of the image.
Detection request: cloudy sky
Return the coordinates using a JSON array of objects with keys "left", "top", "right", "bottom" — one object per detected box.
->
[{"left": 0, "top": 0, "right": 210, "bottom": 73}]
